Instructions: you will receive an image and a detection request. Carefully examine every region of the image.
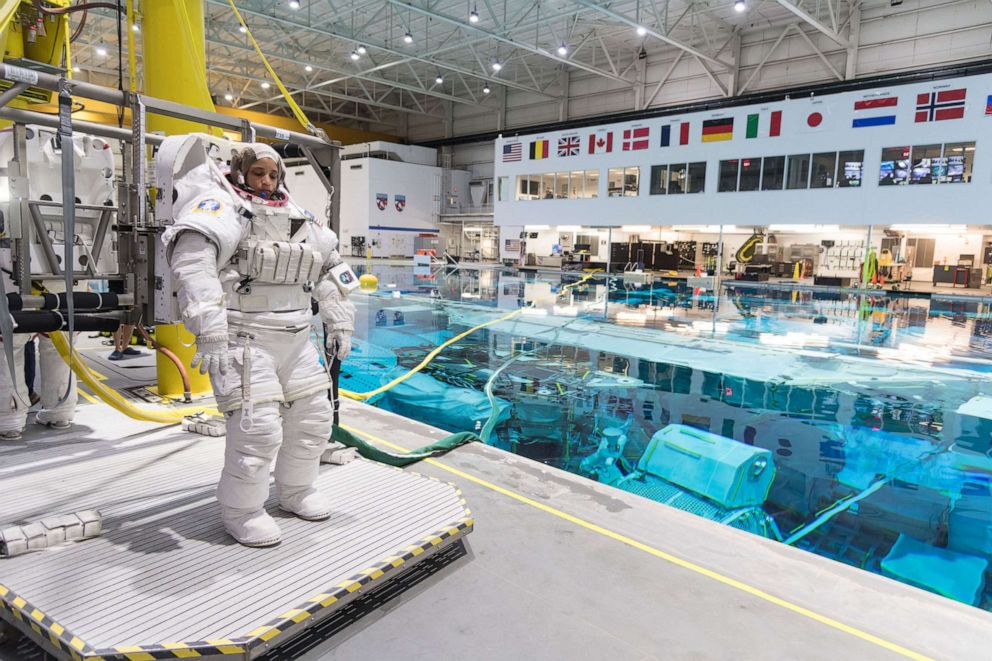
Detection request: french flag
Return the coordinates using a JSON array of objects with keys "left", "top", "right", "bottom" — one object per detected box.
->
[
  {"left": 660, "top": 122, "right": 690, "bottom": 146},
  {"left": 852, "top": 97, "right": 897, "bottom": 128}
]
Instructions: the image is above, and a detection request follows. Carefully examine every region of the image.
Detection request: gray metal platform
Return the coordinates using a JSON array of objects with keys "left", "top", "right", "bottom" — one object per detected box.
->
[{"left": 0, "top": 427, "right": 471, "bottom": 660}]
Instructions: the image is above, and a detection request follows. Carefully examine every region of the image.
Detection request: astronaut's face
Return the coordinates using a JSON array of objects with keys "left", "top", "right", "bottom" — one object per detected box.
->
[{"left": 247, "top": 157, "right": 279, "bottom": 194}]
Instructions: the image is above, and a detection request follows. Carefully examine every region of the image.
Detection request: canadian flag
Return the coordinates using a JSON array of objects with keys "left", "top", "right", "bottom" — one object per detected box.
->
[{"left": 588, "top": 131, "right": 613, "bottom": 154}]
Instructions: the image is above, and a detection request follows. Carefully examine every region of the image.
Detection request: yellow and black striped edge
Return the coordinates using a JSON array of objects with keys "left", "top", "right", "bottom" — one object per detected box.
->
[
  {"left": 239, "top": 506, "right": 473, "bottom": 656},
  {"left": 1, "top": 506, "right": 473, "bottom": 660}
]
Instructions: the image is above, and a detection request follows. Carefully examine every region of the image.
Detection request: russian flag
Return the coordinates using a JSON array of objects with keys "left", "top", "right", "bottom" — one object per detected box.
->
[{"left": 852, "top": 96, "right": 897, "bottom": 128}]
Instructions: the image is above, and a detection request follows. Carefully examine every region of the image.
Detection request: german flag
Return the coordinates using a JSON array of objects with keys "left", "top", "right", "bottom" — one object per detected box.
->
[
  {"left": 529, "top": 139, "right": 550, "bottom": 159},
  {"left": 701, "top": 117, "right": 733, "bottom": 142}
]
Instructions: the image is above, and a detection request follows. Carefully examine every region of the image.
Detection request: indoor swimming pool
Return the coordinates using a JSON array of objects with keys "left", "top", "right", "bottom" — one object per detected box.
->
[{"left": 341, "top": 264, "right": 992, "bottom": 611}]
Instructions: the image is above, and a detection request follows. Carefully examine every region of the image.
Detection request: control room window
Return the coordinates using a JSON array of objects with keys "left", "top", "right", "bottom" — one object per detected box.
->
[
  {"left": 498, "top": 176, "right": 510, "bottom": 201},
  {"left": 739, "top": 157, "right": 761, "bottom": 191},
  {"left": 837, "top": 150, "right": 864, "bottom": 187},
  {"left": 583, "top": 170, "right": 599, "bottom": 198},
  {"left": 668, "top": 163, "right": 687, "bottom": 194},
  {"left": 608, "top": 168, "right": 624, "bottom": 197},
  {"left": 786, "top": 154, "right": 810, "bottom": 189},
  {"left": 570, "top": 171, "right": 584, "bottom": 198},
  {"left": 686, "top": 162, "right": 706, "bottom": 194},
  {"left": 909, "top": 144, "right": 941, "bottom": 185},
  {"left": 718, "top": 159, "right": 739, "bottom": 192},
  {"left": 944, "top": 142, "right": 975, "bottom": 183},
  {"left": 517, "top": 174, "right": 539, "bottom": 200},
  {"left": 555, "top": 171, "right": 570, "bottom": 199},
  {"left": 540, "top": 173, "right": 556, "bottom": 199},
  {"left": 879, "top": 146, "right": 910, "bottom": 186},
  {"left": 761, "top": 156, "right": 785, "bottom": 191},
  {"left": 810, "top": 152, "right": 837, "bottom": 188},
  {"left": 623, "top": 166, "right": 640, "bottom": 196},
  {"left": 650, "top": 165, "right": 668, "bottom": 195}
]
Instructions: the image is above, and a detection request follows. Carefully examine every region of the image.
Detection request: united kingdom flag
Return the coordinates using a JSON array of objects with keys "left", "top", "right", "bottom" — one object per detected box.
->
[
  {"left": 557, "top": 135, "right": 580, "bottom": 157},
  {"left": 915, "top": 88, "right": 966, "bottom": 122}
]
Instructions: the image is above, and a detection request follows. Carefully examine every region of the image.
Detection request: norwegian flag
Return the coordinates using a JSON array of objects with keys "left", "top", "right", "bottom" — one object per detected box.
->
[
  {"left": 588, "top": 131, "right": 613, "bottom": 154},
  {"left": 622, "top": 127, "right": 650, "bottom": 151},
  {"left": 915, "top": 89, "right": 966, "bottom": 122},
  {"left": 557, "top": 135, "right": 580, "bottom": 157}
]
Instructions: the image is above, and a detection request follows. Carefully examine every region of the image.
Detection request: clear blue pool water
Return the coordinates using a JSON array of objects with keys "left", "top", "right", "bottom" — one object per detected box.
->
[{"left": 343, "top": 265, "right": 992, "bottom": 610}]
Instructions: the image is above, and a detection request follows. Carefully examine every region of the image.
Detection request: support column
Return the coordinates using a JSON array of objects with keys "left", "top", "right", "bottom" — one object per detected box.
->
[
  {"left": 143, "top": 0, "right": 216, "bottom": 134},
  {"left": 845, "top": 3, "right": 862, "bottom": 80},
  {"left": 727, "top": 32, "right": 742, "bottom": 97},
  {"left": 558, "top": 70, "right": 570, "bottom": 122}
]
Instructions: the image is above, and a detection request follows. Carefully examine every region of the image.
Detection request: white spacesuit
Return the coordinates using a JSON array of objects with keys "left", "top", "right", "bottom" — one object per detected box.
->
[
  {"left": 162, "top": 136, "right": 356, "bottom": 547},
  {"left": 0, "top": 270, "right": 77, "bottom": 440}
]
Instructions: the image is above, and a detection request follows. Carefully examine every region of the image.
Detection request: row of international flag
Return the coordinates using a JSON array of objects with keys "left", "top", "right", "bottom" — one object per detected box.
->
[{"left": 503, "top": 88, "right": 989, "bottom": 162}]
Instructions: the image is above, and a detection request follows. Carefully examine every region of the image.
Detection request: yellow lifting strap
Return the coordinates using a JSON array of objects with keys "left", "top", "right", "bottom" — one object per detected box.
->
[{"left": 225, "top": 0, "right": 319, "bottom": 136}]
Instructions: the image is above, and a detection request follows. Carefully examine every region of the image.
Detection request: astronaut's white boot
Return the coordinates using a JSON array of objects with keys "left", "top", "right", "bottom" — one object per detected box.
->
[
  {"left": 276, "top": 393, "right": 334, "bottom": 521},
  {"left": 220, "top": 506, "right": 282, "bottom": 547}
]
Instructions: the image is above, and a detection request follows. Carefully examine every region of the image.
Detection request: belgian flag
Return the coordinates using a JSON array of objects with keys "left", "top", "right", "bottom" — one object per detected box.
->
[
  {"left": 701, "top": 117, "right": 733, "bottom": 142},
  {"left": 529, "top": 139, "right": 549, "bottom": 160}
]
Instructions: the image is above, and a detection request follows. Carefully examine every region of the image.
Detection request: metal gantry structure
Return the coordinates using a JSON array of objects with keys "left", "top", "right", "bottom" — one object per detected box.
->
[
  {"left": 58, "top": 0, "right": 962, "bottom": 133},
  {"left": 0, "top": 62, "right": 340, "bottom": 328}
]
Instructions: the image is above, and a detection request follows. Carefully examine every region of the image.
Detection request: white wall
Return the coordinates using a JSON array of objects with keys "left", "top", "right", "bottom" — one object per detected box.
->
[
  {"left": 493, "top": 71, "right": 992, "bottom": 229},
  {"left": 339, "top": 157, "right": 441, "bottom": 257}
]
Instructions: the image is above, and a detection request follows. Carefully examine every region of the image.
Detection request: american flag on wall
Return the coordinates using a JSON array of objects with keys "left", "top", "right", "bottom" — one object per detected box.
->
[
  {"left": 915, "top": 89, "right": 966, "bottom": 122},
  {"left": 502, "top": 142, "right": 522, "bottom": 162},
  {"left": 557, "top": 135, "right": 581, "bottom": 157}
]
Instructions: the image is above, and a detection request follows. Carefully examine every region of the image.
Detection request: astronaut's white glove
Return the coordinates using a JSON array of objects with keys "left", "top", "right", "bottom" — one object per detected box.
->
[
  {"left": 321, "top": 297, "right": 356, "bottom": 361},
  {"left": 191, "top": 335, "right": 230, "bottom": 375},
  {"left": 326, "top": 331, "right": 352, "bottom": 361}
]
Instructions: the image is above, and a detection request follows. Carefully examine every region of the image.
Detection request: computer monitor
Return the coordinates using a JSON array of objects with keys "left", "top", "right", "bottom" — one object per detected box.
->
[{"left": 574, "top": 243, "right": 591, "bottom": 252}]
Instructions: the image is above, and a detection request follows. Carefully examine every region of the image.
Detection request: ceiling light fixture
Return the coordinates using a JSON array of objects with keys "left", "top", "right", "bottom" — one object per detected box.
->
[
  {"left": 261, "top": 81, "right": 270, "bottom": 89},
  {"left": 95, "top": 41, "right": 108, "bottom": 57},
  {"left": 350, "top": 50, "right": 360, "bottom": 60},
  {"left": 482, "top": 85, "right": 491, "bottom": 94},
  {"left": 224, "top": 92, "right": 234, "bottom": 101},
  {"left": 289, "top": 0, "right": 301, "bottom": 10},
  {"left": 469, "top": 9, "right": 479, "bottom": 23},
  {"left": 491, "top": 61, "right": 502, "bottom": 71},
  {"left": 404, "top": 31, "right": 413, "bottom": 44},
  {"left": 636, "top": 25, "right": 647, "bottom": 36},
  {"left": 734, "top": 0, "right": 746, "bottom": 12},
  {"left": 72, "top": 65, "right": 80, "bottom": 72},
  {"left": 557, "top": 43, "right": 568, "bottom": 56},
  {"left": 239, "top": 24, "right": 248, "bottom": 33},
  {"left": 357, "top": 44, "right": 367, "bottom": 54},
  {"left": 131, "top": 23, "right": 139, "bottom": 32},
  {"left": 304, "top": 64, "right": 313, "bottom": 72},
  {"left": 435, "top": 74, "right": 444, "bottom": 84}
]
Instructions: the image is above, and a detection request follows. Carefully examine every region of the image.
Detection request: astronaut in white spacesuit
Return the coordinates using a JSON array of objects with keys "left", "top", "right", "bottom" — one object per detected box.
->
[
  {"left": 0, "top": 331, "right": 77, "bottom": 440},
  {"left": 162, "top": 137, "right": 356, "bottom": 547}
]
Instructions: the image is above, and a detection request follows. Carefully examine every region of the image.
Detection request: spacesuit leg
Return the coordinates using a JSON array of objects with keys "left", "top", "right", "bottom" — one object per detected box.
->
[
  {"left": 214, "top": 338, "right": 286, "bottom": 547},
  {"left": 0, "top": 335, "right": 30, "bottom": 439},
  {"left": 274, "top": 333, "right": 333, "bottom": 520},
  {"left": 35, "top": 334, "right": 77, "bottom": 428}
]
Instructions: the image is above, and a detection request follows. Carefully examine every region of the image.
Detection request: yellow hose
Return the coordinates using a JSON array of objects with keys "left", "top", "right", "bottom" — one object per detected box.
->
[
  {"left": 341, "top": 270, "right": 602, "bottom": 401},
  {"left": 49, "top": 331, "right": 219, "bottom": 423}
]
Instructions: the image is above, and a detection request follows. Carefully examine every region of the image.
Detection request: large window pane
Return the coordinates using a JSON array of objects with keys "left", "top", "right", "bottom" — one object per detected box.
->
[
  {"left": 761, "top": 156, "right": 785, "bottom": 190},
  {"left": 739, "top": 157, "right": 761, "bottom": 191},
  {"left": 944, "top": 142, "right": 975, "bottom": 183},
  {"left": 649, "top": 165, "right": 668, "bottom": 195},
  {"left": 838, "top": 150, "right": 864, "bottom": 188},
  {"left": 668, "top": 163, "right": 687, "bottom": 194},
  {"left": 786, "top": 154, "right": 810, "bottom": 189},
  {"left": 540, "top": 173, "right": 556, "bottom": 199},
  {"left": 608, "top": 168, "right": 624, "bottom": 197},
  {"left": 810, "top": 152, "right": 837, "bottom": 188},
  {"left": 879, "top": 146, "right": 910, "bottom": 186},
  {"left": 517, "top": 175, "right": 537, "bottom": 200},
  {"left": 623, "top": 166, "right": 640, "bottom": 196},
  {"left": 718, "top": 159, "right": 739, "bottom": 192},
  {"left": 498, "top": 176, "right": 510, "bottom": 201},
  {"left": 910, "top": 144, "right": 941, "bottom": 184},
  {"left": 555, "top": 172, "right": 570, "bottom": 198},
  {"left": 687, "top": 162, "right": 706, "bottom": 193},
  {"left": 584, "top": 170, "right": 599, "bottom": 198}
]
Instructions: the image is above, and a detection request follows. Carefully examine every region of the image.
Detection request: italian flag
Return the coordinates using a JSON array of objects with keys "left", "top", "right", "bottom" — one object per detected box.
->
[{"left": 745, "top": 110, "right": 782, "bottom": 139}]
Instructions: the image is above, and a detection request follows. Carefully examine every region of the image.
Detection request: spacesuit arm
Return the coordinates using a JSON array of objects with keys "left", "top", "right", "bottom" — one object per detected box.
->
[
  {"left": 168, "top": 232, "right": 229, "bottom": 349},
  {"left": 309, "top": 224, "right": 357, "bottom": 359}
]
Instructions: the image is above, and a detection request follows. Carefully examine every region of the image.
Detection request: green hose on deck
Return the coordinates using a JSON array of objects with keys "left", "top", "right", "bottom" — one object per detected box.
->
[{"left": 331, "top": 425, "right": 479, "bottom": 467}]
